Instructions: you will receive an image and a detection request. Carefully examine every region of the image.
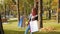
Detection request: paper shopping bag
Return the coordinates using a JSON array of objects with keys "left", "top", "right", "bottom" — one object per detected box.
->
[{"left": 30, "top": 20, "right": 38, "bottom": 32}]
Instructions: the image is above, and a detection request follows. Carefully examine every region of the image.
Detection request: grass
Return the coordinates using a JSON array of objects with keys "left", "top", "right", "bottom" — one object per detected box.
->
[
  {"left": 4, "top": 30, "right": 60, "bottom": 34},
  {"left": 3, "top": 19, "right": 60, "bottom": 34}
]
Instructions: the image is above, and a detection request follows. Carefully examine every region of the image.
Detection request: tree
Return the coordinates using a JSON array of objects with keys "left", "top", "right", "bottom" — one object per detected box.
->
[
  {"left": 0, "top": 14, "right": 4, "bottom": 34},
  {"left": 58, "top": 0, "right": 60, "bottom": 23},
  {"left": 38, "top": 0, "right": 43, "bottom": 28},
  {"left": 17, "top": 0, "right": 20, "bottom": 22},
  {"left": 48, "top": 0, "right": 52, "bottom": 20},
  {"left": 4, "top": 4, "right": 6, "bottom": 19}
]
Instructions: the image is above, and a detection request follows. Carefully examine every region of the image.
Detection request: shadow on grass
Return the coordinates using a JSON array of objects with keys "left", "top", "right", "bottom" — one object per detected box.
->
[{"left": 4, "top": 30, "right": 60, "bottom": 34}]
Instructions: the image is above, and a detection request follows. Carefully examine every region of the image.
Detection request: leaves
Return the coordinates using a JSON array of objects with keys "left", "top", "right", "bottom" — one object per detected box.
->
[{"left": 0, "top": 0, "right": 58, "bottom": 16}]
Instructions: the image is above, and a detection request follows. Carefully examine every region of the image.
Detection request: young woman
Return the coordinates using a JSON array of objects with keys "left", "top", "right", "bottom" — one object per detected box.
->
[{"left": 24, "top": 7, "right": 38, "bottom": 34}]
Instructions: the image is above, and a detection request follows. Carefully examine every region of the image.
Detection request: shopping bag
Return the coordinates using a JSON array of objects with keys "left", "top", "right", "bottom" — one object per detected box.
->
[{"left": 30, "top": 20, "right": 38, "bottom": 32}]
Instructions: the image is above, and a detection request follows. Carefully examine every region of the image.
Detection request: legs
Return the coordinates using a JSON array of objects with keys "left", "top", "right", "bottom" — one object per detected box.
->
[
  {"left": 30, "top": 32, "right": 33, "bottom": 34},
  {"left": 25, "top": 25, "right": 33, "bottom": 34},
  {"left": 25, "top": 25, "right": 30, "bottom": 34}
]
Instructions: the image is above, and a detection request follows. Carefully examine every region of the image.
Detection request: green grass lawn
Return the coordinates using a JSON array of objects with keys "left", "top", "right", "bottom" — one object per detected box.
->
[{"left": 3, "top": 20, "right": 60, "bottom": 34}]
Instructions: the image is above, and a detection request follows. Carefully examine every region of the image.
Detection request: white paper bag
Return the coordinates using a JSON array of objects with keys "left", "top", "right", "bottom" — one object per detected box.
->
[{"left": 30, "top": 20, "right": 38, "bottom": 32}]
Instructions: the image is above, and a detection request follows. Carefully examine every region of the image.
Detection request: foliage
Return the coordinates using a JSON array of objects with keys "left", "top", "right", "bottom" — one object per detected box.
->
[{"left": 0, "top": 0, "right": 58, "bottom": 17}]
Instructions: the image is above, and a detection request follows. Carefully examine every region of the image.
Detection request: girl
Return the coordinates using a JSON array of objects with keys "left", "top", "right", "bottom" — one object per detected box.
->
[{"left": 24, "top": 7, "right": 38, "bottom": 34}]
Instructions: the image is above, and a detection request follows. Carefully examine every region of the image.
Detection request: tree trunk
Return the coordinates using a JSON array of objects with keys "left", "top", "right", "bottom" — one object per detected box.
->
[
  {"left": 5, "top": 4, "right": 6, "bottom": 19},
  {"left": 0, "top": 14, "right": 4, "bottom": 34},
  {"left": 48, "top": 9, "right": 51, "bottom": 19},
  {"left": 34, "top": 0, "right": 36, "bottom": 7},
  {"left": 48, "top": 0, "right": 51, "bottom": 20},
  {"left": 22, "top": 2, "right": 27, "bottom": 27},
  {"left": 17, "top": 0, "right": 20, "bottom": 22},
  {"left": 58, "top": 0, "right": 60, "bottom": 23},
  {"left": 38, "top": 0, "right": 43, "bottom": 29}
]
